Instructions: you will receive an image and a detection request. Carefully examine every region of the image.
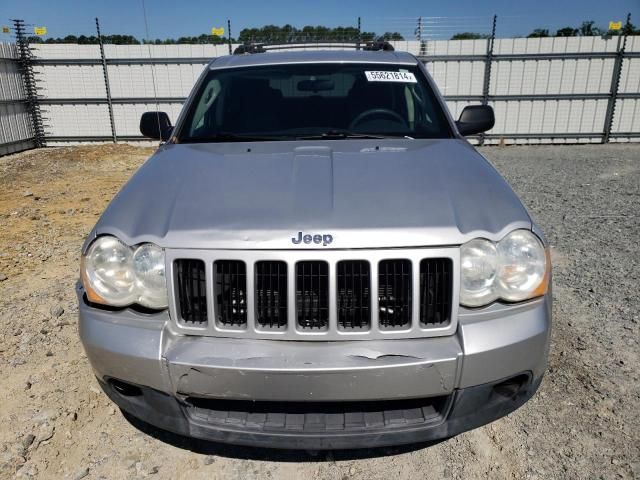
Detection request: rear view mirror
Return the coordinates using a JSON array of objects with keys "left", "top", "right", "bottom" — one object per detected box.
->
[
  {"left": 140, "top": 111, "right": 173, "bottom": 141},
  {"left": 456, "top": 105, "right": 495, "bottom": 136},
  {"left": 297, "top": 79, "right": 335, "bottom": 92}
]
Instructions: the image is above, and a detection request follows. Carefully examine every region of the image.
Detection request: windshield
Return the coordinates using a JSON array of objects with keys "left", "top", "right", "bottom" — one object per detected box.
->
[{"left": 177, "top": 63, "right": 452, "bottom": 142}]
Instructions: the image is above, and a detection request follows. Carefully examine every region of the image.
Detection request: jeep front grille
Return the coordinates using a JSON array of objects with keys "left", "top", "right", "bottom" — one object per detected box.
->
[{"left": 170, "top": 248, "right": 458, "bottom": 340}]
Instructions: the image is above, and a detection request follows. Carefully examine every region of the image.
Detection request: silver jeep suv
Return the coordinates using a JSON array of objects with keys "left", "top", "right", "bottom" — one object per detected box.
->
[{"left": 78, "top": 47, "right": 551, "bottom": 449}]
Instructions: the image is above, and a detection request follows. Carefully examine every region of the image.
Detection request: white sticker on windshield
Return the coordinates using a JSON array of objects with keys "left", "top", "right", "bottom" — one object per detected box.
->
[{"left": 365, "top": 71, "right": 417, "bottom": 83}]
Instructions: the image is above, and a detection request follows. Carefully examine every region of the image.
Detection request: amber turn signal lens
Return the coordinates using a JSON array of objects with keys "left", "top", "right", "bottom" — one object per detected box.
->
[
  {"left": 531, "top": 247, "right": 551, "bottom": 298},
  {"left": 80, "top": 255, "right": 108, "bottom": 304}
]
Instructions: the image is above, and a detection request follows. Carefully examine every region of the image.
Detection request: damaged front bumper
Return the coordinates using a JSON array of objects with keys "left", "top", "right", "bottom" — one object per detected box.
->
[{"left": 78, "top": 285, "right": 551, "bottom": 449}]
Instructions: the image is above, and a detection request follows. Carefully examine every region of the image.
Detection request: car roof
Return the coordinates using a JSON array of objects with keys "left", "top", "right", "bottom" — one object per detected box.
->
[{"left": 209, "top": 50, "right": 419, "bottom": 70}]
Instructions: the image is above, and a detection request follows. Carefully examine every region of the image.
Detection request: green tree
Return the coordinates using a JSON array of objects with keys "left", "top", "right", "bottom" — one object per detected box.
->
[
  {"left": 451, "top": 32, "right": 490, "bottom": 40},
  {"left": 555, "top": 27, "right": 578, "bottom": 37},
  {"left": 381, "top": 32, "right": 404, "bottom": 41},
  {"left": 300, "top": 25, "right": 330, "bottom": 41},
  {"left": 239, "top": 28, "right": 259, "bottom": 43},
  {"left": 24, "top": 23, "right": 415, "bottom": 46},
  {"left": 579, "top": 21, "right": 601, "bottom": 36},
  {"left": 622, "top": 21, "right": 639, "bottom": 35},
  {"left": 360, "top": 31, "right": 376, "bottom": 42},
  {"left": 527, "top": 28, "right": 550, "bottom": 38},
  {"left": 76, "top": 35, "right": 99, "bottom": 44},
  {"left": 238, "top": 24, "right": 370, "bottom": 43}
]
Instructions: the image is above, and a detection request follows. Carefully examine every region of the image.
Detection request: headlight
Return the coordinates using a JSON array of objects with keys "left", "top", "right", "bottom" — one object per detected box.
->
[
  {"left": 81, "top": 236, "right": 168, "bottom": 309},
  {"left": 132, "top": 243, "right": 168, "bottom": 308},
  {"left": 496, "top": 230, "right": 547, "bottom": 302},
  {"left": 81, "top": 236, "right": 136, "bottom": 306},
  {"left": 460, "top": 230, "right": 549, "bottom": 307},
  {"left": 460, "top": 239, "right": 499, "bottom": 307}
]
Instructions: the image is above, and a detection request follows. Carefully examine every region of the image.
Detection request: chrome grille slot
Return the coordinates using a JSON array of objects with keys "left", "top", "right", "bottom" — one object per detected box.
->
[
  {"left": 296, "top": 261, "right": 329, "bottom": 330},
  {"left": 337, "top": 260, "right": 371, "bottom": 330},
  {"left": 378, "top": 259, "right": 412, "bottom": 329},
  {"left": 214, "top": 260, "right": 247, "bottom": 327},
  {"left": 175, "top": 259, "right": 208, "bottom": 325},
  {"left": 420, "top": 258, "right": 453, "bottom": 327},
  {"left": 255, "top": 261, "right": 288, "bottom": 329}
]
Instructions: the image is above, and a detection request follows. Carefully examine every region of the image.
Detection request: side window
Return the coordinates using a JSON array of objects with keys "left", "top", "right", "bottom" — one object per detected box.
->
[{"left": 189, "top": 79, "right": 222, "bottom": 135}]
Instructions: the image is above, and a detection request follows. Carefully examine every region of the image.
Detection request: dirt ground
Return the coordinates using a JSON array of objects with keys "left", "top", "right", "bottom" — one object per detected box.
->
[{"left": 0, "top": 143, "right": 638, "bottom": 480}]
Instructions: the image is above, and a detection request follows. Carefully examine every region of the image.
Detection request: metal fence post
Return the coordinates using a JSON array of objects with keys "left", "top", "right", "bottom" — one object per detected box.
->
[
  {"left": 603, "top": 13, "right": 631, "bottom": 144},
  {"left": 11, "top": 19, "right": 46, "bottom": 148},
  {"left": 227, "top": 19, "right": 232, "bottom": 55},
  {"left": 479, "top": 14, "right": 497, "bottom": 146},
  {"left": 415, "top": 17, "right": 425, "bottom": 56},
  {"left": 96, "top": 17, "right": 117, "bottom": 143},
  {"left": 357, "top": 17, "right": 361, "bottom": 50}
]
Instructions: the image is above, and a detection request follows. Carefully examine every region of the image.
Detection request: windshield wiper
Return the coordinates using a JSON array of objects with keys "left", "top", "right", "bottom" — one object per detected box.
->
[
  {"left": 298, "top": 130, "right": 392, "bottom": 140},
  {"left": 181, "top": 133, "right": 287, "bottom": 143}
]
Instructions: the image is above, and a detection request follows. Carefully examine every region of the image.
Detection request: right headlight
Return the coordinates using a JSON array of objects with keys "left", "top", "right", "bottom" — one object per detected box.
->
[
  {"left": 460, "top": 230, "right": 549, "bottom": 307},
  {"left": 81, "top": 235, "right": 168, "bottom": 310}
]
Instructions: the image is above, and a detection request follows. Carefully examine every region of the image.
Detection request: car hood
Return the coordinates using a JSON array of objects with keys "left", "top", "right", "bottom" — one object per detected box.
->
[{"left": 88, "top": 139, "right": 531, "bottom": 250}]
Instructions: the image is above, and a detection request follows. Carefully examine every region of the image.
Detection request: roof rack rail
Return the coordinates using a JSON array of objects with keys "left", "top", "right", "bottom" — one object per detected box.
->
[{"left": 232, "top": 40, "right": 394, "bottom": 55}]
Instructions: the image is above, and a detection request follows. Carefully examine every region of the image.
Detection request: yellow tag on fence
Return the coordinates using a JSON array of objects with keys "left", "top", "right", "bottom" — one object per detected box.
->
[
  {"left": 609, "top": 21, "right": 622, "bottom": 31},
  {"left": 34, "top": 26, "right": 47, "bottom": 36},
  {"left": 211, "top": 27, "right": 224, "bottom": 36}
]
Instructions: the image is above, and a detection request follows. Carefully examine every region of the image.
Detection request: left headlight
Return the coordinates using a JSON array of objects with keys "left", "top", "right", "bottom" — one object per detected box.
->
[
  {"left": 81, "top": 236, "right": 168, "bottom": 309},
  {"left": 460, "top": 229, "right": 549, "bottom": 307}
]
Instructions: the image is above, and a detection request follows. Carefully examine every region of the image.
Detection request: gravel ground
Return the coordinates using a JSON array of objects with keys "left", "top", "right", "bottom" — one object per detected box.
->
[{"left": 0, "top": 143, "right": 638, "bottom": 480}]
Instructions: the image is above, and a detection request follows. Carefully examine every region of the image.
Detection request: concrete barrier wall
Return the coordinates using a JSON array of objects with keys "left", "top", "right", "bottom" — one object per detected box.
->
[
  {"left": 421, "top": 36, "right": 639, "bottom": 144},
  {"left": 1, "top": 36, "right": 638, "bottom": 151}
]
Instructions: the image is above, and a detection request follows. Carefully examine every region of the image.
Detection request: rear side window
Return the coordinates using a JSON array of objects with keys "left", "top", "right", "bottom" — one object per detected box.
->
[{"left": 180, "top": 62, "right": 452, "bottom": 141}]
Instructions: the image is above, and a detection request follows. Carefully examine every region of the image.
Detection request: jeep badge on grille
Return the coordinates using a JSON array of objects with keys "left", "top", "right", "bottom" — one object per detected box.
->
[{"left": 291, "top": 231, "right": 333, "bottom": 246}]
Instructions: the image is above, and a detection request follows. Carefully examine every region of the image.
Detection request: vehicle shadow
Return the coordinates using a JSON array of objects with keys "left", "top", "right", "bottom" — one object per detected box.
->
[{"left": 122, "top": 411, "right": 448, "bottom": 461}]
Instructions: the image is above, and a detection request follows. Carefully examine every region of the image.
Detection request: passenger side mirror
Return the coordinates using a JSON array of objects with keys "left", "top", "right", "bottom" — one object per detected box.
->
[
  {"left": 455, "top": 105, "right": 495, "bottom": 136},
  {"left": 140, "top": 111, "right": 173, "bottom": 141}
]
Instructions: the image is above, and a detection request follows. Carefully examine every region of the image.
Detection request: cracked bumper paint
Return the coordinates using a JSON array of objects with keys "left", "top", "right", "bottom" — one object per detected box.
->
[{"left": 166, "top": 335, "right": 461, "bottom": 401}]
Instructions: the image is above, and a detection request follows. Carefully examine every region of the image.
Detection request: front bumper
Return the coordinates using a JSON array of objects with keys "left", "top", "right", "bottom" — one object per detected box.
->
[{"left": 78, "top": 286, "right": 551, "bottom": 449}]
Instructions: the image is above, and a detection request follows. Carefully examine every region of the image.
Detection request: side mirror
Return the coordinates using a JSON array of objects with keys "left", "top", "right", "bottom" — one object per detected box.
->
[
  {"left": 455, "top": 105, "right": 495, "bottom": 136},
  {"left": 140, "top": 111, "right": 172, "bottom": 141}
]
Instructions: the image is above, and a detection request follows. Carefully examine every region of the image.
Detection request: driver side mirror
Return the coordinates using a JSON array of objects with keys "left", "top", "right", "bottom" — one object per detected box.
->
[
  {"left": 140, "top": 111, "right": 173, "bottom": 141},
  {"left": 456, "top": 105, "right": 495, "bottom": 136}
]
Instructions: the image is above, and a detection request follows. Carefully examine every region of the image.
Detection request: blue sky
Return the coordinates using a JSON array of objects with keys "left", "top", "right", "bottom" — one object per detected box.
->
[{"left": 1, "top": 0, "right": 638, "bottom": 40}]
